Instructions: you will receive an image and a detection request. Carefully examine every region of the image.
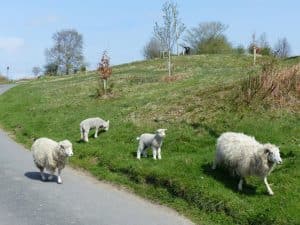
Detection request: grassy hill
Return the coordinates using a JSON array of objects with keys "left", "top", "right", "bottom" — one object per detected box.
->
[{"left": 0, "top": 54, "right": 299, "bottom": 224}]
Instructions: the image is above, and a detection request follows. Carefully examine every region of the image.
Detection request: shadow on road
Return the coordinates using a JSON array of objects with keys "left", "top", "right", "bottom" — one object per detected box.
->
[{"left": 24, "top": 171, "right": 58, "bottom": 183}]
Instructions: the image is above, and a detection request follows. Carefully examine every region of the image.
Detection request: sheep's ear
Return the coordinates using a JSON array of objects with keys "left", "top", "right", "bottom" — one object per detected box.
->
[
  {"left": 60, "top": 144, "right": 65, "bottom": 150},
  {"left": 264, "top": 148, "right": 270, "bottom": 154}
]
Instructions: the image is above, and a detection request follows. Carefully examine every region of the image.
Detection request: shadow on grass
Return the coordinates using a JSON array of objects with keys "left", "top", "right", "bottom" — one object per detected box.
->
[
  {"left": 24, "top": 171, "right": 58, "bottom": 183},
  {"left": 201, "top": 163, "right": 257, "bottom": 195},
  {"left": 76, "top": 130, "right": 107, "bottom": 143}
]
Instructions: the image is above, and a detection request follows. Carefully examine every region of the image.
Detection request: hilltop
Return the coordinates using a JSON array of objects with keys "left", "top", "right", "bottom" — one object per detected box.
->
[{"left": 0, "top": 54, "right": 299, "bottom": 225}]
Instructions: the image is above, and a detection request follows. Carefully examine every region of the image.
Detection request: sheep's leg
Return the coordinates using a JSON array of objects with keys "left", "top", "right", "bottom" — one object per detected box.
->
[
  {"left": 263, "top": 177, "right": 274, "bottom": 195},
  {"left": 39, "top": 168, "right": 46, "bottom": 181},
  {"left": 238, "top": 178, "right": 243, "bottom": 191},
  {"left": 84, "top": 129, "right": 89, "bottom": 142},
  {"left": 80, "top": 127, "right": 84, "bottom": 140},
  {"left": 142, "top": 148, "right": 148, "bottom": 158},
  {"left": 48, "top": 169, "right": 55, "bottom": 181},
  {"left": 212, "top": 156, "right": 219, "bottom": 170},
  {"left": 157, "top": 147, "right": 162, "bottom": 160},
  {"left": 152, "top": 147, "right": 157, "bottom": 160},
  {"left": 57, "top": 168, "right": 63, "bottom": 184},
  {"left": 137, "top": 144, "right": 144, "bottom": 160},
  {"left": 94, "top": 127, "right": 98, "bottom": 138}
]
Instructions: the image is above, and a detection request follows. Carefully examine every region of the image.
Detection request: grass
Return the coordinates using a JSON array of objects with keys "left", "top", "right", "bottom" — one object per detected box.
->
[{"left": 0, "top": 54, "right": 299, "bottom": 224}]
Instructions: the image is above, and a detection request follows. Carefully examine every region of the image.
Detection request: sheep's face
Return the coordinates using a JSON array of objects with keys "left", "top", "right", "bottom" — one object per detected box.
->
[
  {"left": 156, "top": 129, "right": 167, "bottom": 138},
  {"left": 264, "top": 144, "right": 282, "bottom": 164},
  {"left": 59, "top": 140, "right": 74, "bottom": 157}
]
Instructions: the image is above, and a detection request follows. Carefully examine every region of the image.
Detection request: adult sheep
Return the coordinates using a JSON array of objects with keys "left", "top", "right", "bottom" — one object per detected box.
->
[
  {"left": 212, "top": 132, "right": 282, "bottom": 195},
  {"left": 32, "top": 137, "right": 73, "bottom": 184}
]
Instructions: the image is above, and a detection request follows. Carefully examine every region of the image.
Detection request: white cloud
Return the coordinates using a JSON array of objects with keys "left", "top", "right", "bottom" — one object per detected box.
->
[{"left": 0, "top": 37, "right": 25, "bottom": 54}]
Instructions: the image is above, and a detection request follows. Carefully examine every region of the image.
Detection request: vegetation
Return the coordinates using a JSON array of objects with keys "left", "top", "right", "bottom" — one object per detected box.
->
[
  {"left": 0, "top": 54, "right": 299, "bottom": 225},
  {"left": 45, "top": 29, "right": 84, "bottom": 75},
  {"left": 0, "top": 74, "right": 9, "bottom": 83},
  {"left": 154, "top": 1, "right": 185, "bottom": 76}
]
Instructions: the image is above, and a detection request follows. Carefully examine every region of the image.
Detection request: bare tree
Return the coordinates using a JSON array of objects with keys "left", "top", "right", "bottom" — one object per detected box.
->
[
  {"left": 154, "top": 1, "right": 185, "bottom": 76},
  {"left": 273, "top": 38, "right": 291, "bottom": 58},
  {"left": 143, "top": 37, "right": 161, "bottom": 59},
  {"left": 32, "top": 66, "right": 42, "bottom": 77},
  {"left": 45, "top": 29, "right": 84, "bottom": 75}
]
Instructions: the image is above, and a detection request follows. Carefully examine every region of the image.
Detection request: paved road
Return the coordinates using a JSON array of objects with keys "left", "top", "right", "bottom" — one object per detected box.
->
[{"left": 0, "top": 85, "right": 193, "bottom": 225}]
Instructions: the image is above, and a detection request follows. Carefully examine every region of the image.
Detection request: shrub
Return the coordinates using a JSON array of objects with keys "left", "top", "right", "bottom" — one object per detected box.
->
[{"left": 197, "top": 36, "right": 232, "bottom": 54}]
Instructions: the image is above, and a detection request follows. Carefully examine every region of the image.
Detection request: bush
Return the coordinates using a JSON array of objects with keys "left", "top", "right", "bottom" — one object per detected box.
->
[
  {"left": 197, "top": 36, "right": 232, "bottom": 54},
  {"left": 44, "top": 63, "right": 58, "bottom": 76},
  {"left": 234, "top": 59, "right": 300, "bottom": 108},
  {"left": 143, "top": 37, "right": 161, "bottom": 59}
]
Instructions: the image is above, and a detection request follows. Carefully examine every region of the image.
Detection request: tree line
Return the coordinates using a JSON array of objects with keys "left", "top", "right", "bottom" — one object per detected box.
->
[
  {"left": 32, "top": 1, "right": 292, "bottom": 77},
  {"left": 143, "top": 1, "right": 291, "bottom": 61}
]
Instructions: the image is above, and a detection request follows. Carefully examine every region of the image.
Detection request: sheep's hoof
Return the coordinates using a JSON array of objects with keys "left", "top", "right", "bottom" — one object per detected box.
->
[
  {"left": 268, "top": 191, "right": 274, "bottom": 196},
  {"left": 41, "top": 176, "right": 46, "bottom": 181}
]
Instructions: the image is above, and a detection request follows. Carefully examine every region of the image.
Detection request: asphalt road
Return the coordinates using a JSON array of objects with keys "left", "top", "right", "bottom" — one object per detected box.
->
[{"left": 0, "top": 84, "right": 193, "bottom": 225}]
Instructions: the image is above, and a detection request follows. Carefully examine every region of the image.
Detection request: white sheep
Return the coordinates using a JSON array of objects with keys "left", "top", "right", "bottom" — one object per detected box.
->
[
  {"left": 32, "top": 137, "right": 73, "bottom": 184},
  {"left": 212, "top": 132, "right": 282, "bottom": 195},
  {"left": 80, "top": 117, "right": 109, "bottom": 142},
  {"left": 136, "top": 129, "right": 167, "bottom": 160}
]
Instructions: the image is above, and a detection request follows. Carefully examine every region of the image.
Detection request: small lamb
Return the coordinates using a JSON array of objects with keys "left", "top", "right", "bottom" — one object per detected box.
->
[
  {"left": 80, "top": 117, "right": 109, "bottom": 142},
  {"left": 136, "top": 129, "right": 167, "bottom": 160},
  {"left": 212, "top": 132, "right": 282, "bottom": 195},
  {"left": 32, "top": 137, "right": 73, "bottom": 184}
]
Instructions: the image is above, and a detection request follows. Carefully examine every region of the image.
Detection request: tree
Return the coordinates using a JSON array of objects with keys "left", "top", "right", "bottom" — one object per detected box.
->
[
  {"left": 273, "top": 38, "right": 291, "bottom": 58},
  {"left": 154, "top": 1, "right": 185, "bottom": 76},
  {"left": 44, "top": 63, "right": 58, "bottom": 76},
  {"left": 32, "top": 66, "right": 42, "bottom": 77},
  {"left": 184, "top": 21, "right": 229, "bottom": 53},
  {"left": 45, "top": 29, "right": 84, "bottom": 75},
  {"left": 97, "top": 51, "right": 112, "bottom": 96},
  {"left": 248, "top": 33, "right": 272, "bottom": 56},
  {"left": 197, "top": 36, "right": 232, "bottom": 54},
  {"left": 143, "top": 37, "right": 161, "bottom": 59}
]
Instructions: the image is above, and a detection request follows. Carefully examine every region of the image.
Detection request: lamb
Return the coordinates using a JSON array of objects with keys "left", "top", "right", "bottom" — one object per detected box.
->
[
  {"left": 136, "top": 129, "right": 167, "bottom": 160},
  {"left": 80, "top": 117, "right": 109, "bottom": 142},
  {"left": 212, "top": 132, "right": 282, "bottom": 195},
  {"left": 32, "top": 137, "right": 73, "bottom": 184}
]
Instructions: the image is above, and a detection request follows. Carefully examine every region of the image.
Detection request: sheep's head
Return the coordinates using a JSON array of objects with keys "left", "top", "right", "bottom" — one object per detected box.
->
[
  {"left": 264, "top": 144, "right": 282, "bottom": 164},
  {"left": 156, "top": 129, "right": 167, "bottom": 138},
  {"left": 58, "top": 140, "right": 73, "bottom": 157}
]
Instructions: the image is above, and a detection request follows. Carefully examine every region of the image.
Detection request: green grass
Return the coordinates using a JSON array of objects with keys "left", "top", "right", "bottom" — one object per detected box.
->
[{"left": 0, "top": 54, "right": 299, "bottom": 225}]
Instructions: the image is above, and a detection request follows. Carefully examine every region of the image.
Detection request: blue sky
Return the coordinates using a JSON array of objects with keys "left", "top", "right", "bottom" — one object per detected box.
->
[{"left": 0, "top": 0, "right": 299, "bottom": 79}]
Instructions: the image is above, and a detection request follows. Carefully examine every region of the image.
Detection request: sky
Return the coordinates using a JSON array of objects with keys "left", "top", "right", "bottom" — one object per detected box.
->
[{"left": 0, "top": 0, "right": 299, "bottom": 79}]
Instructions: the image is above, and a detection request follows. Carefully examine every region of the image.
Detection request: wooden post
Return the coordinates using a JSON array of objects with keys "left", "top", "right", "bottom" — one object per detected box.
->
[{"left": 253, "top": 46, "right": 257, "bottom": 66}]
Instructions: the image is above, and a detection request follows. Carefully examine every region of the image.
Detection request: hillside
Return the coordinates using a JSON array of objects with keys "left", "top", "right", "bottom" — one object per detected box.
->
[{"left": 0, "top": 54, "right": 299, "bottom": 225}]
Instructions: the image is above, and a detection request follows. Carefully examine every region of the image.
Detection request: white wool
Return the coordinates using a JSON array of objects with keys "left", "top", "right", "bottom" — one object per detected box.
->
[
  {"left": 136, "top": 129, "right": 167, "bottom": 160},
  {"left": 80, "top": 117, "right": 109, "bottom": 142},
  {"left": 213, "top": 132, "right": 282, "bottom": 195},
  {"left": 32, "top": 137, "right": 73, "bottom": 184}
]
